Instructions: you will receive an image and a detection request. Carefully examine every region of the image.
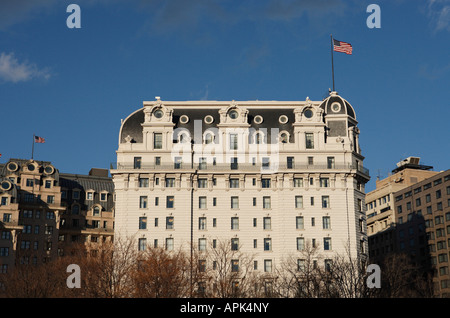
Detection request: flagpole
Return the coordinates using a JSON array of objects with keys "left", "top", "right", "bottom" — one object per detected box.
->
[
  {"left": 32, "top": 134, "right": 35, "bottom": 159},
  {"left": 330, "top": 34, "right": 335, "bottom": 92}
]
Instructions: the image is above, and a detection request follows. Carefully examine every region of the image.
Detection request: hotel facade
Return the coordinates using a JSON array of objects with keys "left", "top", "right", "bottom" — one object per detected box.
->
[{"left": 111, "top": 92, "right": 370, "bottom": 274}]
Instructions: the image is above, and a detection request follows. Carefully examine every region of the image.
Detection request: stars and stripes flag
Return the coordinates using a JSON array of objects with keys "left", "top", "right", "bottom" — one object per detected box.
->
[
  {"left": 333, "top": 39, "right": 352, "bottom": 55},
  {"left": 34, "top": 135, "right": 45, "bottom": 143}
]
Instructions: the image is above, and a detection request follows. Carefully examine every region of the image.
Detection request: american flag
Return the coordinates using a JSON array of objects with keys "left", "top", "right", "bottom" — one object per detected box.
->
[
  {"left": 34, "top": 135, "right": 45, "bottom": 143},
  {"left": 333, "top": 39, "right": 352, "bottom": 55}
]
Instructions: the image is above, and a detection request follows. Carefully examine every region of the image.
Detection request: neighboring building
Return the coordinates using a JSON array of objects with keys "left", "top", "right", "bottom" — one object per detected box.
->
[
  {"left": 111, "top": 92, "right": 370, "bottom": 282},
  {"left": 0, "top": 159, "right": 64, "bottom": 272},
  {"left": 393, "top": 169, "right": 450, "bottom": 297},
  {"left": 366, "top": 157, "right": 439, "bottom": 263},
  {"left": 0, "top": 159, "right": 114, "bottom": 274},
  {"left": 59, "top": 168, "right": 115, "bottom": 255}
]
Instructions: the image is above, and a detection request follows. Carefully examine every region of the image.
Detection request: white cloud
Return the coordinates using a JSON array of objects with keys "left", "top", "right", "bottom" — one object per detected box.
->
[
  {"left": 0, "top": 52, "right": 51, "bottom": 83},
  {"left": 427, "top": 0, "right": 450, "bottom": 32}
]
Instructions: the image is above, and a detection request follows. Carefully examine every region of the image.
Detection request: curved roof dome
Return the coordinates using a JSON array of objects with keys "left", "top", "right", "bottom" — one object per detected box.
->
[
  {"left": 319, "top": 92, "right": 356, "bottom": 120},
  {"left": 119, "top": 108, "right": 144, "bottom": 143}
]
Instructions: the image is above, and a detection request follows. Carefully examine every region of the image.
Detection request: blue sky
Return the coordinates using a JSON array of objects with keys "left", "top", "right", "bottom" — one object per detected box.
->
[{"left": 0, "top": 0, "right": 449, "bottom": 191}]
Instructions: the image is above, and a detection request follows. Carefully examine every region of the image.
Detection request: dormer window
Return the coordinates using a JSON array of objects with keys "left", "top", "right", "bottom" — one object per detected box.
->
[
  {"left": 304, "top": 108, "right": 313, "bottom": 119},
  {"left": 153, "top": 109, "right": 164, "bottom": 119},
  {"left": 228, "top": 110, "right": 238, "bottom": 119},
  {"left": 87, "top": 192, "right": 94, "bottom": 200}
]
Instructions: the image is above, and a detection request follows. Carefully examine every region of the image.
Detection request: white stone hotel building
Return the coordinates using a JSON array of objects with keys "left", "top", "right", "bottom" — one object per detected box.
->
[{"left": 111, "top": 91, "right": 370, "bottom": 273}]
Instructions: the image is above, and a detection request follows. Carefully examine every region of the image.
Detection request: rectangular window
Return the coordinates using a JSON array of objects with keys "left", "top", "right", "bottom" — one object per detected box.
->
[
  {"left": 139, "top": 196, "right": 148, "bottom": 209},
  {"left": 322, "top": 196, "right": 330, "bottom": 208},
  {"left": 253, "top": 197, "right": 257, "bottom": 206},
  {"left": 295, "top": 196, "right": 303, "bottom": 209},
  {"left": 264, "top": 238, "right": 272, "bottom": 251},
  {"left": 231, "top": 157, "right": 238, "bottom": 170},
  {"left": 297, "top": 237, "right": 305, "bottom": 251},
  {"left": 231, "top": 260, "right": 239, "bottom": 272},
  {"left": 139, "top": 217, "right": 147, "bottom": 229},
  {"left": 231, "top": 196, "right": 239, "bottom": 209},
  {"left": 198, "top": 157, "right": 207, "bottom": 170},
  {"left": 166, "top": 196, "right": 174, "bottom": 208},
  {"left": 327, "top": 157, "right": 335, "bottom": 169},
  {"left": 199, "top": 217, "right": 207, "bottom": 230},
  {"left": 47, "top": 195, "right": 54, "bottom": 204},
  {"left": 87, "top": 192, "right": 93, "bottom": 200},
  {"left": 165, "top": 238, "right": 174, "bottom": 251},
  {"left": 213, "top": 198, "right": 217, "bottom": 206},
  {"left": 263, "top": 217, "right": 271, "bottom": 230},
  {"left": 198, "top": 178, "right": 208, "bottom": 188},
  {"left": 134, "top": 157, "right": 141, "bottom": 169},
  {"left": 263, "top": 196, "right": 271, "bottom": 209},
  {"left": 229, "top": 178, "right": 239, "bottom": 188},
  {"left": 229, "top": 134, "right": 238, "bottom": 150},
  {"left": 323, "top": 216, "right": 331, "bottom": 229},
  {"left": 231, "top": 217, "right": 239, "bottom": 230},
  {"left": 165, "top": 178, "right": 175, "bottom": 188},
  {"left": 261, "top": 178, "right": 271, "bottom": 188},
  {"left": 26, "top": 179, "right": 34, "bottom": 187},
  {"left": 320, "top": 178, "right": 329, "bottom": 188},
  {"left": 305, "top": 133, "right": 314, "bottom": 149},
  {"left": 296, "top": 216, "right": 304, "bottom": 229},
  {"left": 262, "top": 157, "right": 270, "bottom": 169},
  {"left": 231, "top": 238, "right": 239, "bottom": 251},
  {"left": 138, "top": 238, "right": 147, "bottom": 251},
  {"left": 293, "top": 178, "right": 303, "bottom": 187},
  {"left": 324, "top": 237, "right": 332, "bottom": 250},
  {"left": 154, "top": 133, "right": 162, "bottom": 149},
  {"left": 199, "top": 196, "right": 207, "bottom": 209},
  {"left": 155, "top": 156, "right": 161, "bottom": 166},
  {"left": 174, "top": 157, "right": 182, "bottom": 169},
  {"left": 45, "top": 180, "right": 51, "bottom": 188},
  {"left": 166, "top": 216, "right": 174, "bottom": 229},
  {"left": 287, "top": 157, "right": 294, "bottom": 169}
]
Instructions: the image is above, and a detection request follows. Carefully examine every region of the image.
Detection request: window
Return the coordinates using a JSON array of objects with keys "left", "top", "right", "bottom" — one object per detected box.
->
[
  {"left": 199, "top": 197, "right": 207, "bottom": 209},
  {"left": 323, "top": 216, "right": 331, "bottom": 229},
  {"left": 47, "top": 195, "right": 54, "bottom": 204},
  {"left": 231, "top": 217, "right": 239, "bottom": 230},
  {"left": 199, "top": 217, "right": 206, "bottom": 230},
  {"left": 174, "top": 157, "right": 182, "bottom": 169},
  {"left": 324, "top": 237, "right": 332, "bottom": 250},
  {"left": 322, "top": 196, "right": 330, "bottom": 208},
  {"left": 295, "top": 196, "right": 303, "bottom": 208},
  {"left": 231, "top": 196, "right": 239, "bottom": 209},
  {"left": 155, "top": 157, "right": 161, "bottom": 166},
  {"left": 139, "top": 196, "right": 148, "bottom": 209},
  {"left": 166, "top": 217, "right": 174, "bottom": 229},
  {"left": 308, "top": 157, "right": 314, "bottom": 165},
  {"left": 198, "top": 157, "right": 207, "bottom": 170},
  {"left": 204, "top": 132, "right": 214, "bottom": 144},
  {"left": 305, "top": 133, "right": 314, "bottom": 149},
  {"left": 296, "top": 216, "right": 304, "bottom": 229},
  {"left": 262, "top": 157, "right": 270, "bottom": 169},
  {"left": 253, "top": 198, "right": 257, "bottom": 206},
  {"left": 264, "top": 260, "right": 273, "bottom": 273},
  {"left": 327, "top": 157, "right": 335, "bottom": 169},
  {"left": 1, "top": 197, "right": 8, "bottom": 206},
  {"left": 287, "top": 157, "right": 294, "bottom": 169},
  {"left": 165, "top": 178, "right": 175, "bottom": 187},
  {"left": 166, "top": 196, "right": 174, "bottom": 208},
  {"left": 231, "top": 238, "right": 239, "bottom": 251},
  {"left": 416, "top": 198, "right": 421, "bottom": 206},
  {"left": 139, "top": 178, "right": 149, "bottom": 187},
  {"left": 320, "top": 178, "right": 329, "bottom": 187},
  {"left": 229, "top": 133, "right": 238, "bottom": 150},
  {"left": 93, "top": 206, "right": 100, "bottom": 216},
  {"left": 26, "top": 179, "right": 34, "bottom": 187},
  {"left": 198, "top": 178, "right": 208, "bottom": 188},
  {"left": 231, "top": 260, "right": 239, "bottom": 272},
  {"left": 231, "top": 157, "right": 238, "bottom": 170},
  {"left": 87, "top": 192, "right": 93, "bottom": 200},
  {"left": 263, "top": 217, "right": 271, "bottom": 230},
  {"left": 139, "top": 217, "right": 147, "bottom": 230},
  {"left": 264, "top": 238, "right": 272, "bottom": 251},
  {"left": 138, "top": 238, "right": 147, "bottom": 251},
  {"left": 263, "top": 196, "right": 271, "bottom": 209},
  {"left": 165, "top": 238, "right": 174, "bottom": 251},
  {"left": 229, "top": 179, "right": 239, "bottom": 188},
  {"left": 297, "top": 237, "right": 305, "bottom": 251},
  {"left": 261, "top": 179, "right": 271, "bottom": 188},
  {"left": 45, "top": 180, "right": 52, "bottom": 189},
  {"left": 155, "top": 197, "right": 159, "bottom": 206},
  {"left": 294, "top": 178, "right": 303, "bottom": 187},
  {"left": 134, "top": 157, "right": 141, "bottom": 169},
  {"left": 154, "top": 133, "right": 162, "bottom": 149},
  {"left": 436, "top": 190, "right": 442, "bottom": 199}
]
